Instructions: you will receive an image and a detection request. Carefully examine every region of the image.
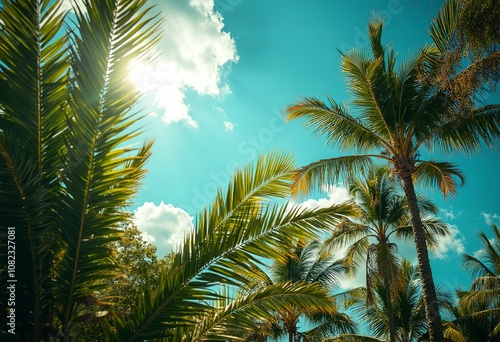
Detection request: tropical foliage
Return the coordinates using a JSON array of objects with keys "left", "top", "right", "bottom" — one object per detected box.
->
[
  {"left": 0, "top": 0, "right": 159, "bottom": 339},
  {"left": 286, "top": 15, "right": 500, "bottom": 341},
  {"left": 322, "top": 165, "right": 449, "bottom": 342},
  {"left": 0, "top": 0, "right": 498, "bottom": 341},
  {"left": 443, "top": 224, "right": 500, "bottom": 341},
  {"left": 240, "top": 239, "right": 357, "bottom": 342},
  {"left": 429, "top": 0, "right": 500, "bottom": 99},
  {"left": 331, "top": 260, "right": 453, "bottom": 342},
  {"left": 107, "top": 152, "right": 357, "bottom": 341}
]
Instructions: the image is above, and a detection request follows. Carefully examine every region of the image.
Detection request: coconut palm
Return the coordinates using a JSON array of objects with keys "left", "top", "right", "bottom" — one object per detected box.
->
[
  {"left": 286, "top": 17, "right": 500, "bottom": 341},
  {"left": 262, "top": 239, "right": 356, "bottom": 342},
  {"left": 445, "top": 224, "right": 500, "bottom": 341},
  {"left": 331, "top": 260, "right": 453, "bottom": 342},
  {"left": 0, "top": 0, "right": 159, "bottom": 340},
  {"left": 108, "top": 152, "right": 357, "bottom": 341},
  {"left": 322, "top": 166, "right": 449, "bottom": 342}
]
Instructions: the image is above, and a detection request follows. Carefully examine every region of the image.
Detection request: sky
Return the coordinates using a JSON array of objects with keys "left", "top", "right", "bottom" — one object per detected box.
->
[{"left": 96, "top": 0, "right": 500, "bottom": 293}]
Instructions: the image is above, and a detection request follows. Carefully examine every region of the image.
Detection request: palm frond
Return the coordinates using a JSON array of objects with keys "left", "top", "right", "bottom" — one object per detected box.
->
[
  {"left": 415, "top": 160, "right": 465, "bottom": 197},
  {"left": 286, "top": 97, "right": 387, "bottom": 151},
  {"left": 0, "top": 0, "right": 69, "bottom": 339},
  {"left": 54, "top": 0, "right": 159, "bottom": 329},
  {"left": 429, "top": 104, "right": 500, "bottom": 154},
  {"left": 111, "top": 153, "right": 356, "bottom": 341},
  {"left": 292, "top": 155, "right": 377, "bottom": 197},
  {"left": 187, "top": 282, "right": 339, "bottom": 342}
]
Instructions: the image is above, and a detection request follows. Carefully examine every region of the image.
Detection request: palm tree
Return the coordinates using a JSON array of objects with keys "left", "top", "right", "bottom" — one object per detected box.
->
[
  {"left": 322, "top": 166, "right": 449, "bottom": 342},
  {"left": 264, "top": 239, "right": 356, "bottom": 342},
  {"left": 286, "top": 17, "right": 500, "bottom": 341},
  {"left": 107, "top": 152, "right": 358, "bottom": 341},
  {"left": 0, "top": 0, "right": 159, "bottom": 339},
  {"left": 331, "top": 260, "right": 453, "bottom": 342},
  {"left": 445, "top": 224, "right": 500, "bottom": 341}
]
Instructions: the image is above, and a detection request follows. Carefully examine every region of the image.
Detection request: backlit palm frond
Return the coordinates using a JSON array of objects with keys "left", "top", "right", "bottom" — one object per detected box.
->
[
  {"left": 54, "top": 0, "right": 159, "bottom": 330},
  {"left": 287, "top": 97, "right": 386, "bottom": 152},
  {"left": 415, "top": 160, "right": 465, "bottom": 197},
  {"left": 459, "top": 276, "right": 500, "bottom": 308},
  {"left": 443, "top": 321, "right": 466, "bottom": 342},
  {"left": 343, "top": 236, "right": 371, "bottom": 275},
  {"left": 111, "top": 153, "right": 356, "bottom": 341},
  {"left": 292, "top": 154, "right": 376, "bottom": 197},
  {"left": 197, "top": 151, "right": 295, "bottom": 240},
  {"left": 322, "top": 219, "right": 371, "bottom": 257}
]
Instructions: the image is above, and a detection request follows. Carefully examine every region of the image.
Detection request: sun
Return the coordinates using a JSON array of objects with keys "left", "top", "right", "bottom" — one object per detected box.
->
[{"left": 128, "top": 62, "right": 154, "bottom": 91}]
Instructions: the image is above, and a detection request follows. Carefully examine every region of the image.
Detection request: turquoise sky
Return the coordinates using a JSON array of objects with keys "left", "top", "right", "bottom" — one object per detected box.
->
[{"left": 129, "top": 0, "right": 500, "bottom": 293}]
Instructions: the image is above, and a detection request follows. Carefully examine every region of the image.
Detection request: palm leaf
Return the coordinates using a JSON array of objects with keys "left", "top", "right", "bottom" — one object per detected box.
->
[
  {"left": 292, "top": 154, "right": 378, "bottom": 197},
  {"left": 53, "top": 0, "right": 159, "bottom": 330},
  {"left": 111, "top": 152, "right": 356, "bottom": 341},
  {"left": 0, "top": 0, "right": 69, "bottom": 339},
  {"left": 186, "top": 282, "right": 340, "bottom": 341},
  {"left": 415, "top": 160, "right": 465, "bottom": 197}
]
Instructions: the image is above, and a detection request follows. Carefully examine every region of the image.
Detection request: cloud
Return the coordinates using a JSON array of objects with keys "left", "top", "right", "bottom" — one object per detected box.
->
[
  {"left": 133, "top": 202, "right": 194, "bottom": 255},
  {"left": 131, "top": 0, "right": 238, "bottom": 128},
  {"left": 60, "top": 0, "right": 85, "bottom": 13},
  {"left": 431, "top": 224, "right": 465, "bottom": 259},
  {"left": 441, "top": 207, "right": 462, "bottom": 221},
  {"left": 298, "top": 185, "right": 351, "bottom": 211},
  {"left": 223, "top": 121, "right": 236, "bottom": 131},
  {"left": 482, "top": 212, "right": 500, "bottom": 225}
]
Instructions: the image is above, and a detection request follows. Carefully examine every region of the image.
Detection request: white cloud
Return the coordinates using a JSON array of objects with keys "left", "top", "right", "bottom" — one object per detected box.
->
[
  {"left": 431, "top": 224, "right": 465, "bottom": 259},
  {"left": 482, "top": 212, "right": 500, "bottom": 225},
  {"left": 298, "top": 185, "right": 350, "bottom": 211},
  {"left": 131, "top": 0, "right": 238, "bottom": 128},
  {"left": 60, "top": 0, "right": 85, "bottom": 13},
  {"left": 441, "top": 207, "right": 462, "bottom": 221},
  {"left": 223, "top": 121, "right": 236, "bottom": 131},
  {"left": 133, "top": 202, "right": 194, "bottom": 255}
]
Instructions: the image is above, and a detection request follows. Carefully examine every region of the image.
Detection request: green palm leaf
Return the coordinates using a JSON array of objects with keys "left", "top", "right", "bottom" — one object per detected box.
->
[
  {"left": 111, "top": 152, "right": 356, "bottom": 341},
  {"left": 0, "top": 0, "right": 69, "bottom": 339}
]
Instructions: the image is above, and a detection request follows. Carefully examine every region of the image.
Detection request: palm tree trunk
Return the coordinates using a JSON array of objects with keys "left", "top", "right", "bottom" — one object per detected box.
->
[
  {"left": 384, "top": 274, "right": 397, "bottom": 342},
  {"left": 399, "top": 172, "right": 445, "bottom": 342}
]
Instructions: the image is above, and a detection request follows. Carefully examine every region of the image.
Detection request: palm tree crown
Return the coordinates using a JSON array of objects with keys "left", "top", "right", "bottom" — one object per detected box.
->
[{"left": 286, "top": 18, "right": 500, "bottom": 342}]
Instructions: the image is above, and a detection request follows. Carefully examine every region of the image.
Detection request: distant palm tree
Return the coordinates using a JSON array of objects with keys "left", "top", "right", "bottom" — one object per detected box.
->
[
  {"left": 444, "top": 224, "right": 500, "bottom": 341},
  {"left": 286, "top": 18, "right": 500, "bottom": 341},
  {"left": 322, "top": 166, "right": 449, "bottom": 342},
  {"left": 266, "top": 239, "right": 356, "bottom": 342},
  {"left": 330, "top": 260, "right": 452, "bottom": 342}
]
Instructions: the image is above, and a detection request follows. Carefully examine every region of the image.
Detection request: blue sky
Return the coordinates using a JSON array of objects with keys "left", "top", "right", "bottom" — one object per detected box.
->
[{"left": 122, "top": 0, "right": 500, "bottom": 292}]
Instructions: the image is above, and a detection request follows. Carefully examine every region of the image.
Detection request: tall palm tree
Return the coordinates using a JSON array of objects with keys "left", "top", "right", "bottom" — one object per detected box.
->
[
  {"left": 322, "top": 166, "right": 449, "bottom": 342},
  {"left": 0, "top": 0, "right": 159, "bottom": 339},
  {"left": 108, "top": 152, "right": 358, "bottom": 341},
  {"left": 286, "top": 18, "right": 500, "bottom": 341}
]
